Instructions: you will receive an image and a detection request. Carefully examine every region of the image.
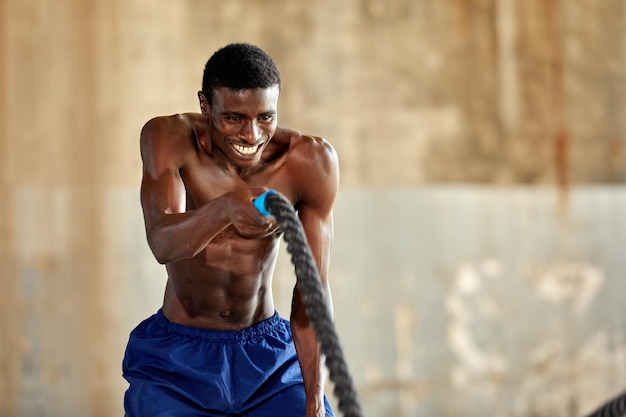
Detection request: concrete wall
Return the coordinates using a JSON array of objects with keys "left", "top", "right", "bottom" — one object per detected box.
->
[
  {"left": 326, "top": 186, "right": 626, "bottom": 416},
  {"left": 1, "top": 0, "right": 625, "bottom": 416}
]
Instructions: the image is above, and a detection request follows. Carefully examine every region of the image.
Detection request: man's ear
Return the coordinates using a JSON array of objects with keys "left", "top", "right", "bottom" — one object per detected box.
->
[{"left": 198, "top": 91, "right": 209, "bottom": 114}]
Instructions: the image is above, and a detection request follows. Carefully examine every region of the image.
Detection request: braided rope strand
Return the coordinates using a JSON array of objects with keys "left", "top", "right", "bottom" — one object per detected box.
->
[
  {"left": 585, "top": 391, "right": 626, "bottom": 417},
  {"left": 264, "top": 192, "right": 364, "bottom": 417}
]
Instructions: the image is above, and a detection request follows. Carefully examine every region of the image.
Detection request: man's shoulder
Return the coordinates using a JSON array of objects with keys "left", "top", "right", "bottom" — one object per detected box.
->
[
  {"left": 273, "top": 128, "right": 339, "bottom": 209},
  {"left": 140, "top": 113, "right": 204, "bottom": 151},
  {"left": 277, "top": 127, "right": 337, "bottom": 160},
  {"left": 276, "top": 127, "right": 339, "bottom": 183},
  {"left": 141, "top": 113, "right": 201, "bottom": 138},
  {"left": 139, "top": 114, "right": 205, "bottom": 169}
]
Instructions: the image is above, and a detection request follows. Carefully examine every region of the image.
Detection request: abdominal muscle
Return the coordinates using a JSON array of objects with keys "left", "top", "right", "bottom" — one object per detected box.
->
[{"left": 161, "top": 231, "right": 281, "bottom": 331}]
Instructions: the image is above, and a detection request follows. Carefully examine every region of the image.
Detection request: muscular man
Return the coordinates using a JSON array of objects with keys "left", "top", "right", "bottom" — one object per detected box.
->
[{"left": 122, "top": 43, "right": 338, "bottom": 417}]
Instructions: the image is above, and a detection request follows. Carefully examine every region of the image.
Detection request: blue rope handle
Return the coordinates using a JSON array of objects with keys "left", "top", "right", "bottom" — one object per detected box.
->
[{"left": 253, "top": 190, "right": 277, "bottom": 216}]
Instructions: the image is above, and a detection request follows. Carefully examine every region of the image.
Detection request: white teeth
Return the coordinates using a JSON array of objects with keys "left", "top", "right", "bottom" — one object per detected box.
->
[{"left": 233, "top": 144, "right": 260, "bottom": 155}]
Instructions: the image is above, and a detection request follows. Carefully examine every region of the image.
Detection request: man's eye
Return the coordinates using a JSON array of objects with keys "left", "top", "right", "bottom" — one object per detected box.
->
[{"left": 260, "top": 115, "right": 273, "bottom": 121}]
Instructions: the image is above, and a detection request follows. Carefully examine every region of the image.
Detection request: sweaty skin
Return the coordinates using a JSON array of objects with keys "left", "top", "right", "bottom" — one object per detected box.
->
[{"left": 139, "top": 85, "right": 339, "bottom": 417}]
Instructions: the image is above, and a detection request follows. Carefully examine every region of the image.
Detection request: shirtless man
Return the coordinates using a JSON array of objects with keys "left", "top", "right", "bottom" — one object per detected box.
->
[{"left": 122, "top": 43, "right": 338, "bottom": 417}]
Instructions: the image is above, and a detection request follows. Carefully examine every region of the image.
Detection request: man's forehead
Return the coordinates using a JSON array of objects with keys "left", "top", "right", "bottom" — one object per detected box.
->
[{"left": 213, "top": 85, "right": 280, "bottom": 107}]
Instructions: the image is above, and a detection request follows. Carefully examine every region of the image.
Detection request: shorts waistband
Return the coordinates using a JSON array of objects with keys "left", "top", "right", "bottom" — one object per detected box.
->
[{"left": 153, "top": 309, "right": 285, "bottom": 342}]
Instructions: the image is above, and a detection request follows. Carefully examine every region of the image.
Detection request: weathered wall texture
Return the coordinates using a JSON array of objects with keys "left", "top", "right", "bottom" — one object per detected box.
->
[
  {"left": 326, "top": 186, "right": 626, "bottom": 416},
  {"left": 1, "top": 0, "right": 625, "bottom": 416}
]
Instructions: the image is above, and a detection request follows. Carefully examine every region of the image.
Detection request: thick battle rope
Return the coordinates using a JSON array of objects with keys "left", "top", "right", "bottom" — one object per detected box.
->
[
  {"left": 254, "top": 190, "right": 364, "bottom": 417},
  {"left": 584, "top": 391, "right": 626, "bottom": 417},
  {"left": 254, "top": 190, "right": 626, "bottom": 417}
]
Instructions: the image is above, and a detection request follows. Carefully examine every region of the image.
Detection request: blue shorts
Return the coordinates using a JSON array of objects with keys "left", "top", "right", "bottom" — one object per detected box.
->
[{"left": 122, "top": 310, "right": 335, "bottom": 417}]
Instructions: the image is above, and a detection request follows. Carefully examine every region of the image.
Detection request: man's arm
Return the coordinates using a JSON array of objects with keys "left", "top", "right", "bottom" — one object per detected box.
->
[
  {"left": 289, "top": 136, "right": 339, "bottom": 417},
  {"left": 139, "top": 116, "right": 270, "bottom": 263}
]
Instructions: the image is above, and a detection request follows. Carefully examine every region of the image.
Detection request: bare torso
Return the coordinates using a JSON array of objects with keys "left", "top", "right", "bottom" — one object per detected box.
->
[
  {"left": 162, "top": 216, "right": 282, "bottom": 330},
  {"left": 142, "top": 113, "right": 314, "bottom": 330}
]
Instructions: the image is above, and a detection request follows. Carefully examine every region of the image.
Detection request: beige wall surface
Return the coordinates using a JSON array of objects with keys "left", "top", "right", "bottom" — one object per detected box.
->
[{"left": 1, "top": 0, "right": 625, "bottom": 416}]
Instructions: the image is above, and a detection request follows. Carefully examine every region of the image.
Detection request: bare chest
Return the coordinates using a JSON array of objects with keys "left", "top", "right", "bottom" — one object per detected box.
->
[{"left": 179, "top": 157, "right": 297, "bottom": 209}]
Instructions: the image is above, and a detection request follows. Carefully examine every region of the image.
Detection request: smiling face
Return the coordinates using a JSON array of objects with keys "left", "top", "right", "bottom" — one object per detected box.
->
[{"left": 200, "top": 85, "right": 279, "bottom": 170}]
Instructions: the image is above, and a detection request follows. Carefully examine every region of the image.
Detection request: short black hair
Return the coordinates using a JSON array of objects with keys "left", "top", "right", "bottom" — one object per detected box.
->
[{"left": 202, "top": 43, "right": 281, "bottom": 103}]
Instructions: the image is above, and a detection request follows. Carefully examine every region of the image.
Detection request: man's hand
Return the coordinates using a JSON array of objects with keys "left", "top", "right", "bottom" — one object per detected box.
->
[
  {"left": 226, "top": 188, "right": 279, "bottom": 239},
  {"left": 306, "top": 396, "right": 326, "bottom": 417}
]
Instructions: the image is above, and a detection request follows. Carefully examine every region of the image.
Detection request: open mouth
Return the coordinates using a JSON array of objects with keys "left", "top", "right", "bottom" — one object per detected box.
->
[{"left": 232, "top": 143, "right": 261, "bottom": 157}]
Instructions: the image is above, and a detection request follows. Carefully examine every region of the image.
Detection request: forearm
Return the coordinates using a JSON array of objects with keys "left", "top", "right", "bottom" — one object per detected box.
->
[
  {"left": 146, "top": 198, "right": 231, "bottom": 263},
  {"left": 291, "top": 289, "right": 329, "bottom": 416}
]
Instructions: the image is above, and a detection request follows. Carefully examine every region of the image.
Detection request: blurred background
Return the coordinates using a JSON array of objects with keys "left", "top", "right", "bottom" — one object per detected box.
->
[{"left": 1, "top": 0, "right": 625, "bottom": 416}]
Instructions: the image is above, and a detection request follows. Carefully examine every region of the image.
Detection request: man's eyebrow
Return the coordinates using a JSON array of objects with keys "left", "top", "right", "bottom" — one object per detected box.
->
[{"left": 221, "top": 110, "right": 276, "bottom": 117}]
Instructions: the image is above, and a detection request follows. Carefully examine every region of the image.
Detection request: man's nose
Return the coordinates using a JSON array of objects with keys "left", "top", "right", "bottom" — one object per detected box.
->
[{"left": 238, "top": 121, "right": 261, "bottom": 143}]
